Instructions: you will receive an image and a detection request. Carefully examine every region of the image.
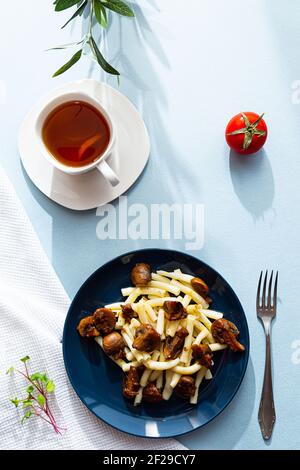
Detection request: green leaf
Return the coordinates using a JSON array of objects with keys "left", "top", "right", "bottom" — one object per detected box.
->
[
  {"left": 22, "top": 400, "right": 33, "bottom": 409},
  {"left": 52, "top": 49, "right": 82, "bottom": 77},
  {"left": 101, "top": 0, "right": 134, "bottom": 17},
  {"left": 55, "top": 0, "right": 82, "bottom": 11},
  {"left": 62, "top": 0, "right": 88, "bottom": 29},
  {"left": 10, "top": 398, "right": 20, "bottom": 408},
  {"left": 46, "top": 39, "right": 85, "bottom": 51},
  {"left": 21, "top": 411, "right": 32, "bottom": 424},
  {"left": 30, "top": 372, "right": 42, "bottom": 381},
  {"left": 94, "top": 0, "right": 108, "bottom": 28},
  {"left": 89, "top": 37, "right": 120, "bottom": 75},
  {"left": 37, "top": 394, "right": 46, "bottom": 407},
  {"left": 46, "top": 380, "right": 56, "bottom": 393},
  {"left": 40, "top": 373, "right": 49, "bottom": 384},
  {"left": 6, "top": 367, "right": 14, "bottom": 375},
  {"left": 21, "top": 356, "right": 30, "bottom": 363},
  {"left": 26, "top": 385, "right": 34, "bottom": 394}
]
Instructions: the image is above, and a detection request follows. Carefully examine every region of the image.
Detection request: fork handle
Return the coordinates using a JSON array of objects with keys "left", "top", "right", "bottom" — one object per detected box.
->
[{"left": 258, "top": 331, "right": 276, "bottom": 439}]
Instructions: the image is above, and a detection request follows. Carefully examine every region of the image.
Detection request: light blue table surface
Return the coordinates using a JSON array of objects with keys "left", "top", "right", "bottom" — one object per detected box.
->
[{"left": 1, "top": 0, "right": 300, "bottom": 450}]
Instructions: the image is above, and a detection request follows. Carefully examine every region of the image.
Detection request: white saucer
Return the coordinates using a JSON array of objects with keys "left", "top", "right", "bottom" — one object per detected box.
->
[{"left": 18, "top": 80, "right": 150, "bottom": 210}]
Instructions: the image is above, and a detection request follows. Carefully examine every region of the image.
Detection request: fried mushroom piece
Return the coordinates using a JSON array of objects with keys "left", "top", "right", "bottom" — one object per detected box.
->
[
  {"left": 163, "top": 301, "right": 187, "bottom": 321},
  {"left": 93, "top": 308, "right": 116, "bottom": 335},
  {"left": 77, "top": 316, "right": 100, "bottom": 338},
  {"left": 131, "top": 263, "right": 151, "bottom": 286},
  {"left": 132, "top": 324, "right": 161, "bottom": 352},
  {"left": 191, "top": 277, "right": 209, "bottom": 296},
  {"left": 114, "top": 348, "right": 126, "bottom": 360},
  {"left": 102, "top": 332, "right": 125, "bottom": 357},
  {"left": 121, "top": 304, "right": 135, "bottom": 323},
  {"left": 211, "top": 319, "right": 245, "bottom": 352},
  {"left": 191, "top": 277, "right": 212, "bottom": 304},
  {"left": 163, "top": 327, "right": 189, "bottom": 360},
  {"left": 192, "top": 343, "right": 213, "bottom": 368},
  {"left": 175, "top": 376, "right": 196, "bottom": 399},
  {"left": 142, "top": 383, "right": 163, "bottom": 403},
  {"left": 123, "top": 366, "right": 140, "bottom": 399}
]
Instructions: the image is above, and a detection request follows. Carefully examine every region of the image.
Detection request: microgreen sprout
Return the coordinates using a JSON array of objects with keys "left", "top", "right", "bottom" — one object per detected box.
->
[{"left": 6, "top": 356, "right": 65, "bottom": 435}]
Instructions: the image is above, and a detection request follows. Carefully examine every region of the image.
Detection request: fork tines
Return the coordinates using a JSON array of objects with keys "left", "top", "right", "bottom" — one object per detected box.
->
[{"left": 256, "top": 270, "right": 278, "bottom": 313}]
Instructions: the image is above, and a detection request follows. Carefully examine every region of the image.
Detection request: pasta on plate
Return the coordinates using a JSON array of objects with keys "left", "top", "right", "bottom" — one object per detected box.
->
[{"left": 77, "top": 264, "right": 245, "bottom": 406}]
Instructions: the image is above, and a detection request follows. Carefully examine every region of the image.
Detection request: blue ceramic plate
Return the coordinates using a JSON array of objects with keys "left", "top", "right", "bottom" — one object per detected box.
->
[{"left": 63, "top": 249, "right": 249, "bottom": 438}]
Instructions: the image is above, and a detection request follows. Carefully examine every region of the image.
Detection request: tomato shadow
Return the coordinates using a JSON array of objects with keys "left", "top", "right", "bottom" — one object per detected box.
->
[{"left": 229, "top": 148, "right": 275, "bottom": 221}]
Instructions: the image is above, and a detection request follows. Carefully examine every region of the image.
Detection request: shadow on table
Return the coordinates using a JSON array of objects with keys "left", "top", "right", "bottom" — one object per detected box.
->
[
  {"left": 178, "top": 358, "right": 256, "bottom": 450},
  {"left": 263, "top": 2, "right": 300, "bottom": 87},
  {"left": 21, "top": 161, "right": 202, "bottom": 299},
  {"left": 21, "top": 0, "right": 207, "bottom": 298},
  {"left": 84, "top": 0, "right": 203, "bottom": 203},
  {"left": 20, "top": 162, "right": 147, "bottom": 297},
  {"left": 229, "top": 149, "right": 275, "bottom": 221}
]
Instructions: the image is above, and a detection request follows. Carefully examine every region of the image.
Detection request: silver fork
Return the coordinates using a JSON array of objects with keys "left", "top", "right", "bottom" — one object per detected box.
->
[{"left": 256, "top": 270, "right": 278, "bottom": 440}]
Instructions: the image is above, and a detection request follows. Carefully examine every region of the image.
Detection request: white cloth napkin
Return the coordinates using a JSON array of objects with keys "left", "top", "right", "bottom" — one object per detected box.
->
[{"left": 0, "top": 166, "right": 185, "bottom": 450}]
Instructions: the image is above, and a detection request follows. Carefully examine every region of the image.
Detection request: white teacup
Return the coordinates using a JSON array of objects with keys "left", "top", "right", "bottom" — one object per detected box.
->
[{"left": 35, "top": 92, "right": 119, "bottom": 187}]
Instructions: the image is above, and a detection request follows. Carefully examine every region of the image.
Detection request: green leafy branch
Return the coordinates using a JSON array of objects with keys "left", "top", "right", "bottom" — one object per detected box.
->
[
  {"left": 51, "top": 0, "right": 135, "bottom": 78},
  {"left": 7, "top": 356, "right": 64, "bottom": 435}
]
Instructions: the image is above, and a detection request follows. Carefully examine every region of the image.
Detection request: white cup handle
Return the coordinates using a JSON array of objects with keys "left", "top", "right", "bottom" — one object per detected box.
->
[{"left": 97, "top": 159, "right": 119, "bottom": 187}]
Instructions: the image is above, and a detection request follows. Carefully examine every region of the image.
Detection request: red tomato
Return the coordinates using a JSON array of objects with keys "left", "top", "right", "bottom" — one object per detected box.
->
[{"left": 225, "top": 112, "right": 268, "bottom": 155}]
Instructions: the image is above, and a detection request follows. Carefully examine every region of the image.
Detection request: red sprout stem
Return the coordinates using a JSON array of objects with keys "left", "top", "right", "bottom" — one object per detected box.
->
[
  {"left": 14, "top": 365, "right": 65, "bottom": 435},
  {"left": 15, "top": 369, "right": 44, "bottom": 395}
]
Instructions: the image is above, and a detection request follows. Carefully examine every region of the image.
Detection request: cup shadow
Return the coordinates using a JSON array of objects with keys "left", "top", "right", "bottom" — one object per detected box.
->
[
  {"left": 229, "top": 149, "right": 275, "bottom": 221},
  {"left": 20, "top": 162, "right": 112, "bottom": 296}
]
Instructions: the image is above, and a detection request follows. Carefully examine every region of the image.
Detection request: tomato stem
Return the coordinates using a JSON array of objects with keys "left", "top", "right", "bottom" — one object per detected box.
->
[{"left": 227, "top": 113, "right": 266, "bottom": 150}]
